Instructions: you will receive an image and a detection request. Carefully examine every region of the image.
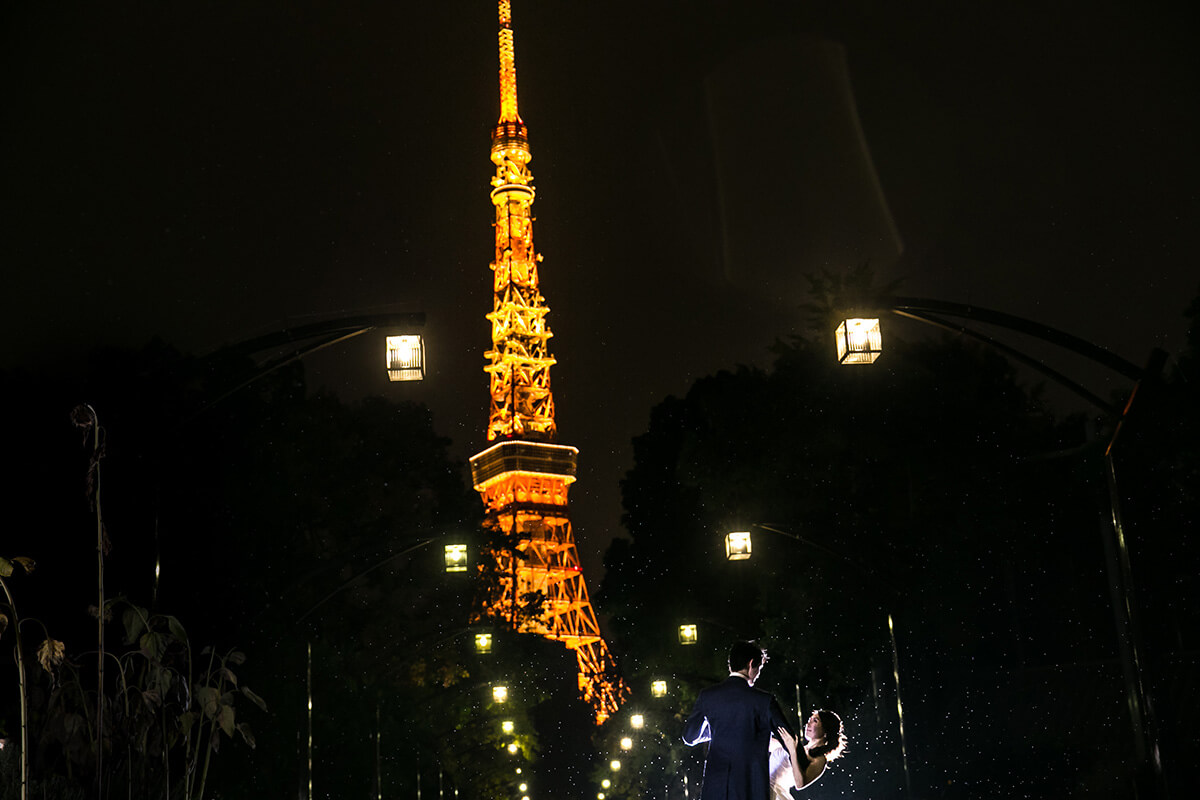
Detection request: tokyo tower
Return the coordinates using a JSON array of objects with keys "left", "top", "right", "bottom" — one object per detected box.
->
[{"left": 469, "top": 0, "right": 627, "bottom": 724}]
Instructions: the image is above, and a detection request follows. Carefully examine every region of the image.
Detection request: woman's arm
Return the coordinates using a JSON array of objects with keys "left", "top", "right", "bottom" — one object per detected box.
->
[{"left": 776, "top": 728, "right": 826, "bottom": 791}]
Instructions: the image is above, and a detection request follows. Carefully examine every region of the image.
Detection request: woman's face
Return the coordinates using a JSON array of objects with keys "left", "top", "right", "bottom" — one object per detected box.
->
[{"left": 805, "top": 713, "right": 825, "bottom": 743}]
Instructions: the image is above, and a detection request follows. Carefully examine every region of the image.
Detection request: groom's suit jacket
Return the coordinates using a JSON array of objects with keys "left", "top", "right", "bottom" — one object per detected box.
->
[{"left": 683, "top": 675, "right": 795, "bottom": 800}]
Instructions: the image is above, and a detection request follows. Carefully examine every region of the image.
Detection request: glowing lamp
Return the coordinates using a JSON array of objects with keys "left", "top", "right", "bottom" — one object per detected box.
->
[
  {"left": 602, "top": 779, "right": 611, "bottom": 789},
  {"left": 502, "top": 720, "right": 515, "bottom": 734},
  {"left": 725, "top": 531, "right": 752, "bottom": 560},
  {"left": 620, "top": 737, "right": 633, "bottom": 750},
  {"left": 444, "top": 543, "right": 468, "bottom": 572},
  {"left": 492, "top": 685, "right": 508, "bottom": 703},
  {"left": 678, "top": 624, "right": 698, "bottom": 645},
  {"left": 610, "top": 760, "right": 621, "bottom": 772},
  {"left": 386, "top": 335, "right": 425, "bottom": 381},
  {"left": 598, "top": 794, "right": 606, "bottom": 800},
  {"left": 507, "top": 742, "right": 519, "bottom": 754},
  {"left": 835, "top": 318, "right": 882, "bottom": 364},
  {"left": 651, "top": 680, "right": 667, "bottom": 698},
  {"left": 475, "top": 632, "right": 493, "bottom": 653},
  {"left": 630, "top": 714, "right": 644, "bottom": 729},
  {"left": 518, "top": 783, "right": 527, "bottom": 792}
]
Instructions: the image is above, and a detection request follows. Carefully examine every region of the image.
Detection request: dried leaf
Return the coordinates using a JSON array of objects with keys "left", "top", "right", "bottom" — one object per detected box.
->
[
  {"left": 218, "top": 705, "right": 235, "bottom": 738},
  {"left": 196, "top": 686, "right": 220, "bottom": 718},
  {"left": 140, "top": 632, "right": 166, "bottom": 660},
  {"left": 37, "top": 639, "right": 66, "bottom": 673},
  {"left": 12, "top": 557, "right": 35, "bottom": 574},
  {"left": 219, "top": 666, "right": 238, "bottom": 687},
  {"left": 0, "top": 557, "right": 12, "bottom": 578},
  {"left": 241, "top": 686, "right": 268, "bottom": 712},
  {"left": 166, "top": 615, "right": 187, "bottom": 645},
  {"left": 123, "top": 607, "right": 147, "bottom": 646},
  {"left": 0, "top": 613, "right": 8, "bottom": 639},
  {"left": 236, "top": 722, "right": 257, "bottom": 749},
  {"left": 226, "top": 650, "right": 246, "bottom": 666}
]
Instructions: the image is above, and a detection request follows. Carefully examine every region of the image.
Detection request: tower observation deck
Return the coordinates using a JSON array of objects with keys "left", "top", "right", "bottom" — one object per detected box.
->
[{"left": 469, "top": 0, "right": 627, "bottom": 724}]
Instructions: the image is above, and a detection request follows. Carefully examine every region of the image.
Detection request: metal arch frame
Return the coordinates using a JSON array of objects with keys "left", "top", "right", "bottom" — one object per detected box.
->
[
  {"left": 198, "top": 311, "right": 426, "bottom": 410},
  {"left": 871, "top": 296, "right": 1168, "bottom": 797}
]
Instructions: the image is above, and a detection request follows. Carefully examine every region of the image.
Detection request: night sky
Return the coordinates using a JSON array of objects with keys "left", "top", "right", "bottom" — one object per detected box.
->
[{"left": 4, "top": 0, "right": 1197, "bottom": 581}]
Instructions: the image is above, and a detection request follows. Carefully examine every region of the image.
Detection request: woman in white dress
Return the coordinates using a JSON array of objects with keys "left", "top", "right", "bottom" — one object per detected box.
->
[{"left": 769, "top": 709, "right": 847, "bottom": 797}]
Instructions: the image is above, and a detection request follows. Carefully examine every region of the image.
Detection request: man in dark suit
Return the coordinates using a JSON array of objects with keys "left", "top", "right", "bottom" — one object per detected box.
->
[{"left": 683, "top": 640, "right": 796, "bottom": 800}]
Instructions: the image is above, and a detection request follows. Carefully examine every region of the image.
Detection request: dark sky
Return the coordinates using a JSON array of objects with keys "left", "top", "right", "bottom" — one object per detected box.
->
[{"left": 4, "top": 0, "right": 1197, "bottom": 579}]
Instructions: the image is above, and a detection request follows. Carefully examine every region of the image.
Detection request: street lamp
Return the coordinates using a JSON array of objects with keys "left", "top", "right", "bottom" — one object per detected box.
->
[
  {"left": 677, "top": 624, "right": 698, "bottom": 645},
  {"left": 610, "top": 760, "right": 621, "bottom": 772},
  {"left": 492, "top": 685, "right": 508, "bottom": 703},
  {"left": 724, "top": 531, "right": 752, "bottom": 560},
  {"left": 835, "top": 317, "right": 882, "bottom": 364},
  {"left": 443, "top": 543, "right": 468, "bottom": 572},
  {"left": 630, "top": 713, "right": 644, "bottom": 729},
  {"left": 475, "top": 632, "right": 493, "bottom": 653},
  {"left": 502, "top": 720, "right": 515, "bottom": 734},
  {"left": 386, "top": 334, "right": 425, "bottom": 381},
  {"left": 620, "top": 737, "right": 633, "bottom": 751},
  {"left": 650, "top": 680, "right": 667, "bottom": 698}
]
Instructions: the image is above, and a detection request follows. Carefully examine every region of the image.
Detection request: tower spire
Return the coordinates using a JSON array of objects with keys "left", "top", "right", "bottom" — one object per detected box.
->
[{"left": 470, "top": 0, "right": 627, "bottom": 725}]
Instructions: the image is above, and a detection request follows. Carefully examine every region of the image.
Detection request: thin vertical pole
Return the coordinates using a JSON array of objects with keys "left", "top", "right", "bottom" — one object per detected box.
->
[
  {"left": 794, "top": 683, "right": 802, "bottom": 730},
  {"left": 887, "top": 614, "right": 911, "bottom": 796},
  {"left": 307, "top": 642, "right": 313, "bottom": 800},
  {"left": 375, "top": 703, "right": 382, "bottom": 800}
]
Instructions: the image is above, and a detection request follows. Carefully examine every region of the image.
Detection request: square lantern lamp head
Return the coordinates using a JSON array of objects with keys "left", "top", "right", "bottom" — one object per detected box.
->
[
  {"left": 630, "top": 714, "right": 644, "bottom": 729},
  {"left": 386, "top": 335, "right": 425, "bottom": 381},
  {"left": 650, "top": 680, "right": 667, "bottom": 698},
  {"left": 492, "top": 685, "right": 509, "bottom": 703},
  {"left": 444, "top": 543, "right": 468, "bottom": 573},
  {"left": 678, "top": 624, "right": 698, "bottom": 646},
  {"left": 835, "top": 318, "right": 882, "bottom": 365},
  {"left": 620, "top": 737, "right": 633, "bottom": 751},
  {"left": 475, "top": 632, "right": 493, "bottom": 654},
  {"left": 725, "top": 530, "right": 752, "bottom": 560},
  {"left": 501, "top": 720, "right": 515, "bottom": 734}
]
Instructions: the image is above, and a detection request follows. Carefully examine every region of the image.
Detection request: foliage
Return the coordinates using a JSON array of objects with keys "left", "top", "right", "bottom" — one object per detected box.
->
[
  {"left": 22, "top": 600, "right": 265, "bottom": 799},
  {"left": 1, "top": 340, "right": 594, "bottom": 798}
]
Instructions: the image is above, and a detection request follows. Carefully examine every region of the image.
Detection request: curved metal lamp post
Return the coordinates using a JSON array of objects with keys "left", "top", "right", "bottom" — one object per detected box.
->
[{"left": 834, "top": 296, "right": 1167, "bottom": 797}]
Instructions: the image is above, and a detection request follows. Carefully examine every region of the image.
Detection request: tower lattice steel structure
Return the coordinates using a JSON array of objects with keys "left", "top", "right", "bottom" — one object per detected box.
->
[{"left": 469, "top": 0, "right": 626, "bottom": 725}]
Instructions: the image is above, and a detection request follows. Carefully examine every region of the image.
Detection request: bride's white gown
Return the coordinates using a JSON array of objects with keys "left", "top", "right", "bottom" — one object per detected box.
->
[{"left": 768, "top": 737, "right": 798, "bottom": 800}]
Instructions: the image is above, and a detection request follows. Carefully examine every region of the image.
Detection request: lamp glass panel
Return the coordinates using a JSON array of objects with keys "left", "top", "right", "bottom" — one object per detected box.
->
[
  {"left": 444, "top": 543, "right": 468, "bottom": 572},
  {"left": 725, "top": 531, "right": 752, "bottom": 560},
  {"left": 386, "top": 335, "right": 425, "bottom": 381},
  {"left": 835, "top": 318, "right": 882, "bottom": 364},
  {"left": 678, "top": 624, "right": 698, "bottom": 645}
]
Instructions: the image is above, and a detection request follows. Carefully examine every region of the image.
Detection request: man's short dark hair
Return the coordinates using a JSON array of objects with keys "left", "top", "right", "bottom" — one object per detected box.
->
[{"left": 728, "top": 640, "right": 767, "bottom": 672}]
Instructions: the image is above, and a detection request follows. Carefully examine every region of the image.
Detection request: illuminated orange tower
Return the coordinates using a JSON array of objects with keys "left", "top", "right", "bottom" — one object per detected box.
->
[{"left": 469, "top": 0, "right": 626, "bottom": 724}]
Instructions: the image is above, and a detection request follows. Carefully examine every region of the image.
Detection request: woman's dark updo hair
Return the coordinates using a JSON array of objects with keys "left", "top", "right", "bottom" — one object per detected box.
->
[{"left": 809, "top": 709, "right": 847, "bottom": 761}]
